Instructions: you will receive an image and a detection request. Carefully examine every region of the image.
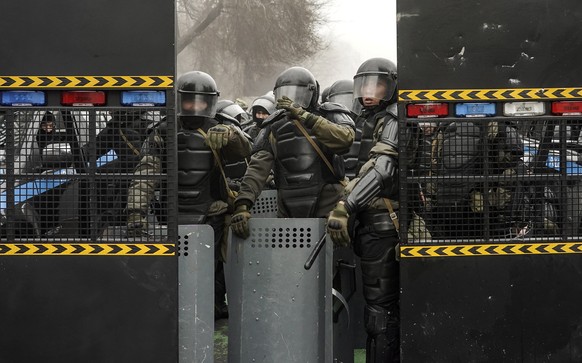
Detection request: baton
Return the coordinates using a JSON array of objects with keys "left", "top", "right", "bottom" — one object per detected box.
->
[{"left": 304, "top": 232, "right": 327, "bottom": 270}]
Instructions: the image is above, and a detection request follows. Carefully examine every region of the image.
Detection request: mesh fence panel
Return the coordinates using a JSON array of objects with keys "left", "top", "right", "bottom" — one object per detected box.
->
[
  {"left": 0, "top": 108, "right": 175, "bottom": 243},
  {"left": 402, "top": 117, "right": 582, "bottom": 244}
]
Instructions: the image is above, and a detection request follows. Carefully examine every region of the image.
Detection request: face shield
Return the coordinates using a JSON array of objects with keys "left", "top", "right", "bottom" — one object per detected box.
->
[
  {"left": 328, "top": 92, "right": 354, "bottom": 109},
  {"left": 353, "top": 75, "right": 394, "bottom": 102},
  {"left": 274, "top": 85, "right": 315, "bottom": 108},
  {"left": 220, "top": 103, "right": 246, "bottom": 121},
  {"left": 178, "top": 92, "right": 217, "bottom": 118}
]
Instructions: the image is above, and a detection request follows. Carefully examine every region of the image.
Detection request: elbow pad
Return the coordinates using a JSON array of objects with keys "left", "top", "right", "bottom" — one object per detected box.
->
[{"left": 344, "top": 154, "right": 397, "bottom": 213}]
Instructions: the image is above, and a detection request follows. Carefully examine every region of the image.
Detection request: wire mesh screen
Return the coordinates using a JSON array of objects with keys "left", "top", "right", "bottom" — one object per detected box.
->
[
  {"left": 401, "top": 117, "right": 582, "bottom": 244},
  {"left": 0, "top": 108, "right": 175, "bottom": 243}
]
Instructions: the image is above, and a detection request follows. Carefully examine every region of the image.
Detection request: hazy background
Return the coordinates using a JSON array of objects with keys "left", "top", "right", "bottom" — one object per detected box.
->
[
  {"left": 177, "top": 0, "right": 397, "bottom": 100},
  {"left": 312, "top": 0, "right": 397, "bottom": 90}
]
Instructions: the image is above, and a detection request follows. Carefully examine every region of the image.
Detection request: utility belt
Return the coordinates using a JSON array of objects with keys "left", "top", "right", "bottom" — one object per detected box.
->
[{"left": 358, "top": 209, "right": 398, "bottom": 233}]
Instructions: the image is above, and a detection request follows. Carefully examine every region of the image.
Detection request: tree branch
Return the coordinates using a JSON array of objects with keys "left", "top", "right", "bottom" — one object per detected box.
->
[{"left": 177, "top": 0, "right": 224, "bottom": 55}]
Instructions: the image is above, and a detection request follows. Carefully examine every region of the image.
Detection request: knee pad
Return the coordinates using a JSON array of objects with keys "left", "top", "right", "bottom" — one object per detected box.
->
[{"left": 360, "top": 243, "right": 399, "bottom": 308}]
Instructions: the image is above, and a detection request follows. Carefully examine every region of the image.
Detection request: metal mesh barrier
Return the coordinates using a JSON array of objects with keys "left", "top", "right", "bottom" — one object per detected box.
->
[
  {"left": 226, "top": 218, "right": 332, "bottom": 363},
  {"left": 401, "top": 117, "right": 582, "bottom": 244},
  {"left": 0, "top": 108, "right": 176, "bottom": 243}
]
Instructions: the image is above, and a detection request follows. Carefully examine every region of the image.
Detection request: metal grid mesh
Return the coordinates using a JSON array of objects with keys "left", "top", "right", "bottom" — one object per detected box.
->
[
  {"left": 402, "top": 117, "right": 582, "bottom": 244},
  {"left": 0, "top": 108, "right": 175, "bottom": 242}
]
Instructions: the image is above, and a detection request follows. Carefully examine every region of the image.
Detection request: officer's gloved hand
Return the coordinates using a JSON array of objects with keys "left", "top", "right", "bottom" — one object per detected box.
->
[
  {"left": 206, "top": 124, "right": 232, "bottom": 150},
  {"left": 231, "top": 204, "right": 251, "bottom": 239},
  {"left": 327, "top": 201, "right": 350, "bottom": 247},
  {"left": 276, "top": 96, "right": 319, "bottom": 127},
  {"left": 126, "top": 212, "right": 148, "bottom": 237},
  {"left": 276, "top": 96, "right": 306, "bottom": 120}
]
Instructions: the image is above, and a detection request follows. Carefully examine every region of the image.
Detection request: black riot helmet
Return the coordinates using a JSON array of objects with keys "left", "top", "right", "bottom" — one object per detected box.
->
[
  {"left": 320, "top": 86, "right": 331, "bottom": 103},
  {"left": 353, "top": 58, "right": 397, "bottom": 106},
  {"left": 217, "top": 99, "right": 247, "bottom": 123},
  {"left": 177, "top": 71, "right": 219, "bottom": 118},
  {"left": 273, "top": 67, "right": 319, "bottom": 109},
  {"left": 327, "top": 80, "right": 354, "bottom": 108}
]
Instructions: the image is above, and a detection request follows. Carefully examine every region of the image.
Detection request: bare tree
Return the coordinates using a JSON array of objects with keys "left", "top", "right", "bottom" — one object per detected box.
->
[{"left": 177, "top": 0, "right": 328, "bottom": 98}]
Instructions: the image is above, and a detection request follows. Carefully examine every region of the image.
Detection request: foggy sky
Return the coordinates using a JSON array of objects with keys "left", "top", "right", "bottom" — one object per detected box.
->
[{"left": 312, "top": 0, "right": 397, "bottom": 88}]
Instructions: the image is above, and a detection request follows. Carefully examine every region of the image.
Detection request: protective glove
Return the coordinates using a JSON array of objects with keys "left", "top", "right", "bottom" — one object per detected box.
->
[
  {"left": 276, "top": 96, "right": 320, "bottom": 127},
  {"left": 231, "top": 204, "right": 252, "bottom": 239},
  {"left": 276, "top": 96, "right": 307, "bottom": 120},
  {"left": 326, "top": 201, "right": 350, "bottom": 247},
  {"left": 126, "top": 212, "right": 149, "bottom": 237},
  {"left": 206, "top": 124, "right": 232, "bottom": 150}
]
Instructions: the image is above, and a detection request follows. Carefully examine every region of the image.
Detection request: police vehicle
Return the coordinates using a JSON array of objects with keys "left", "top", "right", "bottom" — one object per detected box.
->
[
  {"left": 0, "top": 1, "right": 179, "bottom": 361},
  {"left": 397, "top": 0, "right": 582, "bottom": 360}
]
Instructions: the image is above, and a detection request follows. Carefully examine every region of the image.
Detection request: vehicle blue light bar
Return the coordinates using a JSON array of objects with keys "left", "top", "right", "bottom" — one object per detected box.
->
[
  {"left": 120, "top": 91, "right": 166, "bottom": 106},
  {"left": 455, "top": 102, "right": 496, "bottom": 117},
  {"left": 0, "top": 91, "right": 46, "bottom": 106}
]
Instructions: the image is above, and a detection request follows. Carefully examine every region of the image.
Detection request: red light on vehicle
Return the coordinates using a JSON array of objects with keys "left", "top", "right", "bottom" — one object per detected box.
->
[
  {"left": 61, "top": 91, "right": 106, "bottom": 106},
  {"left": 551, "top": 101, "right": 582, "bottom": 115},
  {"left": 407, "top": 103, "right": 448, "bottom": 118}
]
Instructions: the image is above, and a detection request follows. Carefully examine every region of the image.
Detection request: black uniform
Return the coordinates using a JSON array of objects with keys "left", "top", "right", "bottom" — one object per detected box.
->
[
  {"left": 126, "top": 71, "right": 252, "bottom": 320},
  {"left": 235, "top": 67, "right": 355, "bottom": 218},
  {"left": 337, "top": 58, "right": 402, "bottom": 363}
]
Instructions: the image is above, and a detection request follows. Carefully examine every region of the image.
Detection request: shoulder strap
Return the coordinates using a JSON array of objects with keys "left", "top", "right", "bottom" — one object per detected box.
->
[
  {"left": 293, "top": 120, "right": 347, "bottom": 187},
  {"left": 119, "top": 129, "right": 141, "bottom": 156},
  {"left": 196, "top": 128, "right": 237, "bottom": 201}
]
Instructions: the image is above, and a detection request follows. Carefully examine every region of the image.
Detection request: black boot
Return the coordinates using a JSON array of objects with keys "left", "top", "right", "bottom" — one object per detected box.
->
[{"left": 365, "top": 305, "right": 400, "bottom": 362}]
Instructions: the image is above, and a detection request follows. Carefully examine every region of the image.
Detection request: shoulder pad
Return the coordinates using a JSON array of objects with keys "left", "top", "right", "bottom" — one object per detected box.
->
[
  {"left": 215, "top": 112, "right": 241, "bottom": 127},
  {"left": 385, "top": 103, "right": 398, "bottom": 119},
  {"left": 260, "top": 109, "right": 286, "bottom": 128},
  {"left": 319, "top": 102, "right": 351, "bottom": 114},
  {"left": 252, "top": 125, "right": 272, "bottom": 154}
]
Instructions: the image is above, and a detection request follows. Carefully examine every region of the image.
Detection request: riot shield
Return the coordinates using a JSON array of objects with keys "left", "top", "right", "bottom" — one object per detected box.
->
[
  {"left": 227, "top": 218, "right": 332, "bottom": 363},
  {"left": 178, "top": 224, "right": 214, "bottom": 362},
  {"left": 249, "top": 189, "right": 278, "bottom": 218}
]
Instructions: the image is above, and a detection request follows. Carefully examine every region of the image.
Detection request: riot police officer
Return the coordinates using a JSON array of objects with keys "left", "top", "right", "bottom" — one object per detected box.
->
[
  {"left": 93, "top": 109, "right": 162, "bottom": 234},
  {"left": 217, "top": 99, "right": 249, "bottom": 125},
  {"left": 244, "top": 92, "right": 276, "bottom": 140},
  {"left": 216, "top": 99, "right": 253, "bottom": 186},
  {"left": 325, "top": 79, "right": 364, "bottom": 180},
  {"left": 230, "top": 66, "right": 355, "bottom": 238},
  {"left": 126, "top": 71, "right": 252, "bottom": 319},
  {"left": 327, "top": 58, "right": 402, "bottom": 363}
]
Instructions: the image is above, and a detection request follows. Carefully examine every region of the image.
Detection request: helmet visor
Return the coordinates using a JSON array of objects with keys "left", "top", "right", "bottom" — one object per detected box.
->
[
  {"left": 274, "top": 85, "right": 314, "bottom": 108},
  {"left": 178, "top": 92, "right": 217, "bottom": 117},
  {"left": 353, "top": 75, "right": 394, "bottom": 102},
  {"left": 328, "top": 92, "right": 354, "bottom": 109},
  {"left": 221, "top": 103, "right": 246, "bottom": 119}
]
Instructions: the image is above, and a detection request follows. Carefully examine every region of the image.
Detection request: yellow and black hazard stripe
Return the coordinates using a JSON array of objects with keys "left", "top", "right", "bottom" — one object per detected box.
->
[
  {"left": 0, "top": 243, "right": 175, "bottom": 256},
  {"left": 400, "top": 242, "right": 582, "bottom": 258},
  {"left": 399, "top": 88, "right": 582, "bottom": 102},
  {"left": 0, "top": 75, "right": 173, "bottom": 89}
]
